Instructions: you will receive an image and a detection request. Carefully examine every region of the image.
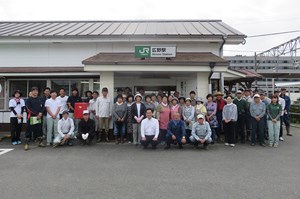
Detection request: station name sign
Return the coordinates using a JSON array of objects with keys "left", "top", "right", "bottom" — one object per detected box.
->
[{"left": 135, "top": 46, "right": 176, "bottom": 58}]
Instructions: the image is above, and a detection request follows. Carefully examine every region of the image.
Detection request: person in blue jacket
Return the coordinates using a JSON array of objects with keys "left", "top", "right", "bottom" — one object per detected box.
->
[{"left": 165, "top": 112, "right": 186, "bottom": 150}]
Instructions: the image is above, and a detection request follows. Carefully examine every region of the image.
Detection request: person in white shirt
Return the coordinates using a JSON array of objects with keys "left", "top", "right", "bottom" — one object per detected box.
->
[
  {"left": 53, "top": 111, "right": 74, "bottom": 148},
  {"left": 140, "top": 108, "right": 159, "bottom": 149},
  {"left": 45, "top": 90, "right": 61, "bottom": 146},
  {"left": 56, "top": 88, "right": 68, "bottom": 119},
  {"left": 89, "top": 91, "right": 99, "bottom": 141},
  {"left": 274, "top": 90, "right": 286, "bottom": 141},
  {"left": 96, "top": 87, "right": 112, "bottom": 142},
  {"left": 9, "top": 90, "right": 25, "bottom": 145}
]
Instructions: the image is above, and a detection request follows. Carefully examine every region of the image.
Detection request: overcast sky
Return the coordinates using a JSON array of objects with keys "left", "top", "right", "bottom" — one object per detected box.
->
[{"left": 1, "top": 0, "right": 299, "bottom": 56}]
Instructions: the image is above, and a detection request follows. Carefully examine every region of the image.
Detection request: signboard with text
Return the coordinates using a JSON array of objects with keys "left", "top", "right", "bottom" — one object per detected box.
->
[{"left": 135, "top": 46, "right": 176, "bottom": 58}]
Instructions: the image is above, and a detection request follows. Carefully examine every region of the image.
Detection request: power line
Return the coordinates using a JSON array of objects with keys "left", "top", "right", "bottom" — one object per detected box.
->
[{"left": 248, "top": 30, "right": 300, "bottom": 38}]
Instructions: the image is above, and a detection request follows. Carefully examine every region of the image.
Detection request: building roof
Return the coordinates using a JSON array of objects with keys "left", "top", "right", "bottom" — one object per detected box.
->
[
  {"left": 82, "top": 52, "right": 228, "bottom": 66},
  {"left": 0, "top": 20, "right": 246, "bottom": 38}
]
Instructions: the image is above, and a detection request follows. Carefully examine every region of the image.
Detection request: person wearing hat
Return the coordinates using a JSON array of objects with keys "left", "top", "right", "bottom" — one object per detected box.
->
[
  {"left": 126, "top": 94, "right": 135, "bottom": 143},
  {"left": 233, "top": 90, "right": 247, "bottom": 144},
  {"left": 223, "top": 96, "right": 238, "bottom": 147},
  {"left": 131, "top": 93, "right": 146, "bottom": 146},
  {"left": 182, "top": 97, "right": 195, "bottom": 142},
  {"left": 170, "top": 97, "right": 181, "bottom": 120},
  {"left": 189, "top": 91, "right": 197, "bottom": 106},
  {"left": 88, "top": 91, "right": 99, "bottom": 141},
  {"left": 194, "top": 97, "right": 207, "bottom": 121},
  {"left": 279, "top": 88, "right": 292, "bottom": 136},
  {"left": 112, "top": 94, "right": 128, "bottom": 144},
  {"left": 77, "top": 110, "right": 95, "bottom": 145},
  {"left": 9, "top": 90, "right": 25, "bottom": 145},
  {"left": 67, "top": 87, "right": 82, "bottom": 136},
  {"left": 96, "top": 87, "right": 112, "bottom": 142},
  {"left": 53, "top": 110, "right": 74, "bottom": 148},
  {"left": 214, "top": 91, "right": 226, "bottom": 139},
  {"left": 205, "top": 94, "right": 218, "bottom": 143},
  {"left": 45, "top": 89, "right": 61, "bottom": 146},
  {"left": 274, "top": 90, "right": 286, "bottom": 141},
  {"left": 165, "top": 112, "right": 186, "bottom": 150},
  {"left": 24, "top": 87, "right": 46, "bottom": 151},
  {"left": 244, "top": 88, "right": 253, "bottom": 141},
  {"left": 189, "top": 114, "right": 212, "bottom": 149},
  {"left": 250, "top": 94, "right": 266, "bottom": 147},
  {"left": 156, "top": 96, "right": 171, "bottom": 144}
]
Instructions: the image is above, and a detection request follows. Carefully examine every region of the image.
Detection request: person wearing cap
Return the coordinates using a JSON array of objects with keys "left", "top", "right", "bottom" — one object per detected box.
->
[
  {"left": 57, "top": 88, "right": 69, "bottom": 119},
  {"left": 113, "top": 94, "right": 128, "bottom": 144},
  {"left": 233, "top": 90, "right": 247, "bottom": 144},
  {"left": 170, "top": 97, "right": 181, "bottom": 120},
  {"left": 260, "top": 92, "right": 271, "bottom": 140},
  {"left": 274, "top": 91, "right": 286, "bottom": 141},
  {"left": 182, "top": 98, "right": 195, "bottom": 142},
  {"left": 250, "top": 94, "right": 266, "bottom": 147},
  {"left": 190, "top": 114, "right": 212, "bottom": 149},
  {"left": 156, "top": 96, "right": 171, "bottom": 144},
  {"left": 67, "top": 87, "right": 82, "bottom": 136},
  {"left": 214, "top": 91, "right": 226, "bottom": 139},
  {"left": 244, "top": 88, "right": 253, "bottom": 141},
  {"left": 140, "top": 108, "right": 159, "bottom": 149},
  {"left": 280, "top": 88, "right": 292, "bottom": 136},
  {"left": 53, "top": 111, "right": 74, "bottom": 148},
  {"left": 126, "top": 94, "right": 135, "bottom": 143},
  {"left": 266, "top": 95, "right": 282, "bottom": 148},
  {"left": 223, "top": 96, "right": 238, "bottom": 147},
  {"left": 144, "top": 95, "right": 156, "bottom": 117},
  {"left": 189, "top": 91, "right": 197, "bottom": 106},
  {"left": 205, "top": 94, "right": 218, "bottom": 143},
  {"left": 88, "top": 91, "right": 99, "bottom": 141},
  {"left": 96, "top": 87, "right": 112, "bottom": 142},
  {"left": 77, "top": 110, "right": 95, "bottom": 145},
  {"left": 9, "top": 90, "right": 25, "bottom": 145},
  {"left": 45, "top": 89, "right": 61, "bottom": 146},
  {"left": 194, "top": 97, "right": 207, "bottom": 121},
  {"left": 165, "top": 112, "right": 186, "bottom": 150},
  {"left": 131, "top": 93, "right": 146, "bottom": 146},
  {"left": 24, "top": 87, "right": 46, "bottom": 151}
]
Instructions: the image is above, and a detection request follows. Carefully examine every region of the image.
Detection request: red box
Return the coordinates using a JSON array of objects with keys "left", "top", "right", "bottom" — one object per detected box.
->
[{"left": 74, "top": 102, "right": 89, "bottom": 119}]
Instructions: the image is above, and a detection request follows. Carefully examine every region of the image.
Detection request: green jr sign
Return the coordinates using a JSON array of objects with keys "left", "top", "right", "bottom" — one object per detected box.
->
[{"left": 135, "top": 46, "right": 151, "bottom": 58}]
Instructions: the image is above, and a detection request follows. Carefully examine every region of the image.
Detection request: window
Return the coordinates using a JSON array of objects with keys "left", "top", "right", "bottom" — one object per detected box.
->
[
  {"left": 93, "top": 79, "right": 100, "bottom": 92},
  {"left": 29, "top": 80, "right": 47, "bottom": 97},
  {"left": 9, "top": 80, "right": 28, "bottom": 98},
  {"left": 0, "top": 79, "right": 5, "bottom": 109},
  {"left": 70, "top": 80, "right": 89, "bottom": 97},
  {"left": 51, "top": 80, "right": 70, "bottom": 95}
]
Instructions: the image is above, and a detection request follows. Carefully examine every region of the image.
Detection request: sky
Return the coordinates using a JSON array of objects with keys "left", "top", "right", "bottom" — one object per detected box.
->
[{"left": 0, "top": 0, "right": 299, "bottom": 56}]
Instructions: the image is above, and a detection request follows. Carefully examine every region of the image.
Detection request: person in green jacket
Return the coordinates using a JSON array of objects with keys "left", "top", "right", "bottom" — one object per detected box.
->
[{"left": 267, "top": 95, "right": 282, "bottom": 148}]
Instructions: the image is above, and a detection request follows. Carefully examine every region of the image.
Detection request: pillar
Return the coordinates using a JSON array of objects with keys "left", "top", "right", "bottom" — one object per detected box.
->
[{"left": 196, "top": 72, "right": 210, "bottom": 98}]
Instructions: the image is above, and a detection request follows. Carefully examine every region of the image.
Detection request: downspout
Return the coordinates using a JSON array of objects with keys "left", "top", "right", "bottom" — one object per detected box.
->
[{"left": 216, "top": 35, "right": 227, "bottom": 93}]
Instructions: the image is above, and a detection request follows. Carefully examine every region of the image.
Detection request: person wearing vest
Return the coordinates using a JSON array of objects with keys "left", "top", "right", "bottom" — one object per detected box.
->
[
  {"left": 182, "top": 98, "right": 195, "bottom": 143},
  {"left": 156, "top": 96, "right": 171, "bottom": 144},
  {"left": 233, "top": 90, "right": 247, "bottom": 144},
  {"left": 170, "top": 97, "right": 181, "bottom": 120},
  {"left": 205, "top": 94, "right": 218, "bottom": 144}
]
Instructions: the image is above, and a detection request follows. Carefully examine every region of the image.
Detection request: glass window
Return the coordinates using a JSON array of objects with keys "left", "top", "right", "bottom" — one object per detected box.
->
[
  {"left": 51, "top": 80, "right": 70, "bottom": 96},
  {"left": 29, "top": 80, "right": 47, "bottom": 97},
  {"left": 93, "top": 79, "right": 100, "bottom": 93},
  {"left": 9, "top": 80, "right": 28, "bottom": 98},
  {"left": 0, "top": 79, "right": 5, "bottom": 109},
  {"left": 70, "top": 80, "right": 89, "bottom": 97}
]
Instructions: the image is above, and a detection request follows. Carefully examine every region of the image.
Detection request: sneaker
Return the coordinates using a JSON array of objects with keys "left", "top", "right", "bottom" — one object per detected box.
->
[
  {"left": 225, "top": 143, "right": 229, "bottom": 146},
  {"left": 12, "top": 141, "right": 18, "bottom": 145},
  {"left": 38, "top": 143, "right": 46, "bottom": 147},
  {"left": 260, "top": 143, "right": 266, "bottom": 147},
  {"left": 24, "top": 144, "right": 29, "bottom": 151},
  {"left": 230, "top": 144, "right": 235, "bottom": 147},
  {"left": 279, "top": 137, "right": 284, "bottom": 141},
  {"left": 52, "top": 143, "right": 60, "bottom": 148},
  {"left": 67, "top": 141, "right": 73, "bottom": 146},
  {"left": 250, "top": 143, "right": 255, "bottom": 146},
  {"left": 46, "top": 143, "right": 51, "bottom": 146},
  {"left": 269, "top": 144, "right": 273, "bottom": 147},
  {"left": 17, "top": 141, "right": 22, "bottom": 145},
  {"left": 287, "top": 133, "right": 293, "bottom": 136},
  {"left": 273, "top": 144, "right": 278, "bottom": 148}
]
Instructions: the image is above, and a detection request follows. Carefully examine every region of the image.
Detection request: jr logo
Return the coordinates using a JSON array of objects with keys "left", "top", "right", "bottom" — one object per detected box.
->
[{"left": 139, "top": 47, "right": 150, "bottom": 54}]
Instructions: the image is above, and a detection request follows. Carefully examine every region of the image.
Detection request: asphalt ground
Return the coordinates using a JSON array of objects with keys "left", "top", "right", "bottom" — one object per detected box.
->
[{"left": 0, "top": 128, "right": 299, "bottom": 199}]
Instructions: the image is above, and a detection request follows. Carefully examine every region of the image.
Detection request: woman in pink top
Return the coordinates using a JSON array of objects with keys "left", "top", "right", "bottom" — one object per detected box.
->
[
  {"left": 156, "top": 96, "right": 171, "bottom": 144},
  {"left": 170, "top": 97, "right": 181, "bottom": 120}
]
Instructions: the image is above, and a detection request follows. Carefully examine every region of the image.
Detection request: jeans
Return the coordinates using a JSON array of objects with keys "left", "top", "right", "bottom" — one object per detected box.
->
[
  {"left": 251, "top": 117, "right": 265, "bottom": 144},
  {"left": 10, "top": 117, "right": 23, "bottom": 142},
  {"left": 46, "top": 118, "right": 59, "bottom": 143},
  {"left": 267, "top": 120, "right": 280, "bottom": 146},
  {"left": 113, "top": 121, "right": 126, "bottom": 136},
  {"left": 165, "top": 133, "right": 184, "bottom": 145}
]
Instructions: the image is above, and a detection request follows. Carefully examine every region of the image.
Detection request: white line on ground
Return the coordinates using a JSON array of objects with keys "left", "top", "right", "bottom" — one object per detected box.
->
[{"left": 0, "top": 149, "right": 14, "bottom": 156}]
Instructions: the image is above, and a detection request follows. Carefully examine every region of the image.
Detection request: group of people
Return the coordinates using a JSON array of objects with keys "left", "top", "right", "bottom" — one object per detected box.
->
[{"left": 8, "top": 85, "right": 291, "bottom": 151}]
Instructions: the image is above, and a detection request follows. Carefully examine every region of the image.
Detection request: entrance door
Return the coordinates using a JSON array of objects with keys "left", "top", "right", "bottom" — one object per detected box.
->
[{"left": 134, "top": 86, "right": 176, "bottom": 96}]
